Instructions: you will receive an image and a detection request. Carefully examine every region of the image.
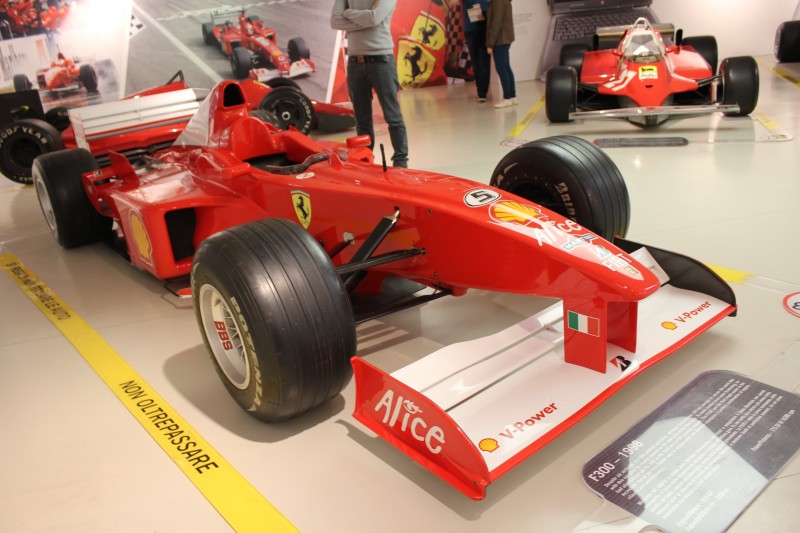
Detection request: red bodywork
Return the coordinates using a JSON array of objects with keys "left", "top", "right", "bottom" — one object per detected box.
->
[
  {"left": 210, "top": 11, "right": 314, "bottom": 78},
  {"left": 85, "top": 80, "right": 669, "bottom": 373},
  {"left": 62, "top": 76, "right": 353, "bottom": 163},
  {"left": 36, "top": 57, "right": 85, "bottom": 92}
]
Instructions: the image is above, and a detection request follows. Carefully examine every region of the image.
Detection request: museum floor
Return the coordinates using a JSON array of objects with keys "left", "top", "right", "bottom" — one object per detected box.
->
[{"left": 1, "top": 56, "right": 799, "bottom": 533}]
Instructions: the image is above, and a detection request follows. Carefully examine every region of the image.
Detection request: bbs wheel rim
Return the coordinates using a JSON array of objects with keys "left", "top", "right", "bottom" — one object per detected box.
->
[
  {"left": 33, "top": 171, "right": 57, "bottom": 233},
  {"left": 198, "top": 284, "right": 250, "bottom": 390}
]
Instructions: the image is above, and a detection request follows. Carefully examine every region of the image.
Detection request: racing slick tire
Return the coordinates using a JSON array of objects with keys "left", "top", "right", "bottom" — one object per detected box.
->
[
  {"left": 263, "top": 76, "right": 301, "bottom": 90},
  {"left": 45, "top": 107, "right": 71, "bottom": 132},
  {"left": 545, "top": 66, "right": 577, "bottom": 123},
  {"left": 489, "top": 135, "right": 629, "bottom": 240},
  {"left": 13, "top": 74, "right": 32, "bottom": 92},
  {"left": 720, "top": 56, "right": 759, "bottom": 117},
  {"left": 79, "top": 64, "right": 98, "bottom": 93},
  {"left": 775, "top": 20, "right": 800, "bottom": 63},
  {"left": 32, "top": 148, "right": 112, "bottom": 248},
  {"left": 259, "top": 86, "right": 315, "bottom": 134},
  {"left": 287, "top": 37, "right": 311, "bottom": 63},
  {"left": 192, "top": 218, "right": 356, "bottom": 422},
  {"left": 559, "top": 44, "right": 590, "bottom": 78},
  {"left": 0, "top": 118, "right": 64, "bottom": 184},
  {"left": 681, "top": 36, "right": 718, "bottom": 75},
  {"left": 202, "top": 22, "right": 216, "bottom": 46},
  {"left": 249, "top": 108, "right": 280, "bottom": 127},
  {"left": 231, "top": 46, "right": 254, "bottom": 79}
]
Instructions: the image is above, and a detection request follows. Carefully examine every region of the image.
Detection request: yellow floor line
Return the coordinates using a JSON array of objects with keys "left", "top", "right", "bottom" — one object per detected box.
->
[
  {"left": 507, "top": 95, "right": 546, "bottom": 138},
  {"left": 1, "top": 252, "right": 298, "bottom": 533}
]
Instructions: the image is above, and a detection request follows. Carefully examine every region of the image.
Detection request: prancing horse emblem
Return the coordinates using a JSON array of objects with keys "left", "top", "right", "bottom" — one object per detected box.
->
[{"left": 291, "top": 190, "right": 312, "bottom": 229}]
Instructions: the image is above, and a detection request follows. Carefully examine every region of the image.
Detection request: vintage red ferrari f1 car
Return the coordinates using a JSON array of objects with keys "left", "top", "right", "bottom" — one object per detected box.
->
[
  {"left": 32, "top": 80, "right": 735, "bottom": 499},
  {"left": 202, "top": 9, "right": 314, "bottom": 80},
  {"left": 0, "top": 72, "right": 353, "bottom": 184},
  {"left": 547, "top": 18, "right": 759, "bottom": 126}
]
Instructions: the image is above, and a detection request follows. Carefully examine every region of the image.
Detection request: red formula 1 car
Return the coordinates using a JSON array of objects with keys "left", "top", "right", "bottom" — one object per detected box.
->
[
  {"left": 201, "top": 9, "right": 314, "bottom": 80},
  {"left": 31, "top": 80, "right": 735, "bottom": 499},
  {"left": 546, "top": 18, "right": 759, "bottom": 126},
  {"left": 0, "top": 72, "right": 353, "bottom": 184},
  {"left": 13, "top": 53, "right": 99, "bottom": 97}
]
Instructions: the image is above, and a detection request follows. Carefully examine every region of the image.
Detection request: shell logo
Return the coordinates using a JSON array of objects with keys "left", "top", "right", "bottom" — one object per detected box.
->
[
  {"left": 661, "top": 321, "right": 677, "bottom": 330},
  {"left": 479, "top": 438, "right": 499, "bottom": 453},
  {"left": 490, "top": 201, "right": 543, "bottom": 225},
  {"left": 129, "top": 212, "right": 152, "bottom": 265}
]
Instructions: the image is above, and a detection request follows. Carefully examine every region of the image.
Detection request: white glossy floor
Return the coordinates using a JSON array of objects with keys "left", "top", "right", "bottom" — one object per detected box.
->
[{"left": 2, "top": 57, "right": 799, "bottom": 533}]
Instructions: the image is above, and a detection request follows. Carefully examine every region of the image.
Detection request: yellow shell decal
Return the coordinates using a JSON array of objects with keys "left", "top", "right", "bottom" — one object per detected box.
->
[
  {"left": 129, "top": 211, "right": 152, "bottom": 265},
  {"left": 489, "top": 201, "right": 544, "bottom": 225},
  {"left": 479, "top": 438, "right": 499, "bottom": 453},
  {"left": 291, "top": 190, "right": 312, "bottom": 229}
]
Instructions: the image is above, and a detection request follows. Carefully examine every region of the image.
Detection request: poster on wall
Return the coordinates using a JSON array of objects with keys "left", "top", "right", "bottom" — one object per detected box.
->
[{"left": 0, "top": 0, "right": 130, "bottom": 111}]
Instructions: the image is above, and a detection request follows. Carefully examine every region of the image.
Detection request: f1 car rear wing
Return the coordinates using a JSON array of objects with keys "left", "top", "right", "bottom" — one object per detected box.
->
[
  {"left": 353, "top": 242, "right": 735, "bottom": 499},
  {"left": 209, "top": 8, "right": 246, "bottom": 25},
  {"left": 69, "top": 88, "right": 203, "bottom": 151}
]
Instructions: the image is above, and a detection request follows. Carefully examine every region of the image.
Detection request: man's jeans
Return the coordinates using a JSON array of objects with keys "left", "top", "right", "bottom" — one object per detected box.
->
[{"left": 347, "top": 55, "right": 409, "bottom": 167}]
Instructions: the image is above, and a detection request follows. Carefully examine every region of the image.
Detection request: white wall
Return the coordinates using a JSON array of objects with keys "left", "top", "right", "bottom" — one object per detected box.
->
[{"left": 511, "top": 0, "right": 799, "bottom": 81}]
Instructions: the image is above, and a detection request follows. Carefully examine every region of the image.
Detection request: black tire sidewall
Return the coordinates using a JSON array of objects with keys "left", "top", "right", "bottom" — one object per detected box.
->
[
  {"left": 775, "top": 20, "right": 800, "bottom": 63},
  {"left": 0, "top": 118, "right": 64, "bottom": 184},
  {"left": 545, "top": 66, "right": 576, "bottom": 123},
  {"left": 192, "top": 219, "right": 355, "bottom": 422},
  {"left": 489, "top": 135, "right": 630, "bottom": 240},
  {"left": 231, "top": 47, "right": 252, "bottom": 79},
  {"left": 259, "top": 86, "right": 314, "bottom": 134},
  {"left": 721, "top": 56, "right": 759, "bottom": 116}
]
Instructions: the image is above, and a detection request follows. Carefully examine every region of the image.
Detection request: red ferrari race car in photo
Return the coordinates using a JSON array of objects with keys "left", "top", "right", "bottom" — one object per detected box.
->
[
  {"left": 0, "top": 72, "right": 353, "bottom": 184},
  {"left": 31, "top": 80, "right": 735, "bottom": 500},
  {"left": 201, "top": 8, "right": 314, "bottom": 80},
  {"left": 13, "top": 53, "right": 99, "bottom": 97},
  {"left": 546, "top": 18, "right": 759, "bottom": 126}
]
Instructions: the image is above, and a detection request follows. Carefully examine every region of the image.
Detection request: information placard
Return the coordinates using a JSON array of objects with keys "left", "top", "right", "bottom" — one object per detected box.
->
[{"left": 583, "top": 370, "right": 800, "bottom": 533}]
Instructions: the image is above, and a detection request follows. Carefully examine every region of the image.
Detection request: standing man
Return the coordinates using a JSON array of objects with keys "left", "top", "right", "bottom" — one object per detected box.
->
[
  {"left": 463, "top": 0, "right": 491, "bottom": 103},
  {"left": 487, "top": 0, "right": 517, "bottom": 108},
  {"left": 331, "top": 0, "right": 409, "bottom": 168}
]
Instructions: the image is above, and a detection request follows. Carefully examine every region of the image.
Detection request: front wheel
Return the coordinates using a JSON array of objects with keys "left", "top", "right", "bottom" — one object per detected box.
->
[
  {"left": 259, "top": 86, "right": 315, "bottom": 133},
  {"left": 545, "top": 66, "right": 577, "bottom": 123},
  {"left": 0, "top": 118, "right": 64, "bottom": 184},
  {"left": 32, "top": 148, "right": 112, "bottom": 247},
  {"left": 192, "top": 218, "right": 356, "bottom": 422},
  {"left": 720, "top": 56, "right": 759, "bottom": 116},
  {"left": 489, "top": 135, "right": 630, "bottom": 240},
  {"left": 287, "top": 37, "right": 310, "bottom": 63},
  {"left": 231, "top": 46, "right": 253, "bottom": 79}
]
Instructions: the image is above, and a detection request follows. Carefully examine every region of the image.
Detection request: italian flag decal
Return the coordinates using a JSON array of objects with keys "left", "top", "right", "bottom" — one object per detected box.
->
[{"left": 567, "top": 311, "right": 600, "bottom": 337}]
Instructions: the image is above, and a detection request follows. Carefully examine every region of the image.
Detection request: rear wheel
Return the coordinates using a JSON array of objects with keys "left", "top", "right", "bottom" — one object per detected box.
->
[
  {"left": 775, "top": 20, "right": 800, "bottom": 63},
  {"left": 192, "top": 218, "right": 356, "bottom": 422},
  {"left": 32, "top": 148, "right": 112, "bottom": 248},
  {"left": 0, "top": 118, "right": 64, "bottom": 184},
  {"left": 545, "top": 66, "right": 577, "bottom": 123},
  {"left": 721, "top": 56, "right": 759, "bottom": 116},
  {"left": 287, "top": 37, "right": 310, "bottom": 63},
  {"left": 682, "top": 36, "right": 718, "bottom": 75},
  {"left": 79, "top": 64, "right": 98, "bottom": 92},
  {"left": 489, "top": 135, "right": 629, "bottom": 240},
  {"left": 249, "top": 108, "right": 280, "bottom": 127},
  {"left": 259, "top": 86, "right": 314, "bottom": 133},
  {"left": 202, "top": 22, "right": 216, "bottom": 46},
  {"left": 559, "top": 44, "right": 590, "bottom": 78},
  {"left": 231, "top": 46, "right": 253, "bottom": 79},
  {"left": 13, "top": 74, "right": 32, "bottom": 92}
]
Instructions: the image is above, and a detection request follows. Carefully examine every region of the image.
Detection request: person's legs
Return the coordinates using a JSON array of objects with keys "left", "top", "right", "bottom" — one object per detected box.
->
[
  {"left": 347, "top": 60, "right": 376, "bottom": 147},
  {"left": 465, "top": 26, "right": 491, "bottom": 99},
  {"left": 492, "top": 44, "right": 516, "bottom": 99},
  {"left": 369, "top": 56, "right": 408, "bottom": 167}
]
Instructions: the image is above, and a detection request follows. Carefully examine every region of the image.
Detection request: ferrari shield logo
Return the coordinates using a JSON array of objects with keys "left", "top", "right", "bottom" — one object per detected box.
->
[
  {"left": 412, "top": 12, "right": 445, "bottom": 51},
  {"left": 397, "top": 39, "right": 435, "bottom": 88},
  {"left": 129, "top": 211, "right": 153, "bottom": 266},
  {"left": 292, "top": 190, "right": 312, "bottom": 229}
]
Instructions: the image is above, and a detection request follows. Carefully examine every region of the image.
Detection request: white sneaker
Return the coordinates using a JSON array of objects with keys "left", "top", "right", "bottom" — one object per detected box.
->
[
  {"left": 478, "top": 97, "right": 487, "bottom": 103},
  {"left": 494, "top": 98, "right": 517, "bottom": 108}
]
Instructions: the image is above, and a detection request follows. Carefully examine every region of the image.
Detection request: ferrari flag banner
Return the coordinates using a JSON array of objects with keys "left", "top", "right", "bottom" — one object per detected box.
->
[{"left": 567, "top": 310, "right": 600, "bottom": 337}]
